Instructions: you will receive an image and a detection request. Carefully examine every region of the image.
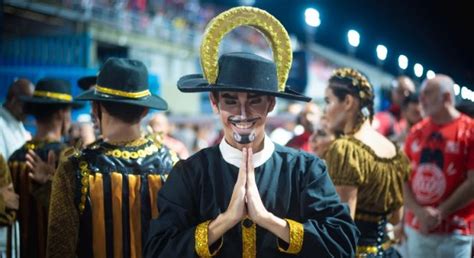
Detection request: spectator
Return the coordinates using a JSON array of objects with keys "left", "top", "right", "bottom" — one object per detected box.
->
[
  {"left": 0, "top": 79, "right": 34, "bottom": 159},
  {"left": 391, "top": 93, "right": 423, "bottom": 148},
  {"left": 403, "top": 75, "right": 474, "bottom": 258},
  {"left": 286, "top": 102, "right": 321, "bottom": 152},
  {"left": 373, "top": 76, "right": 416, "bottom": 138},
  {"left": 148, "top": 112, "right": 190, "bottom": 159}
]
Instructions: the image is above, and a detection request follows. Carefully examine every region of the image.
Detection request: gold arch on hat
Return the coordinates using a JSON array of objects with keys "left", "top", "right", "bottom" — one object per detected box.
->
[{"left": 200, "top": 6, "right": 292, "bottom": 92}]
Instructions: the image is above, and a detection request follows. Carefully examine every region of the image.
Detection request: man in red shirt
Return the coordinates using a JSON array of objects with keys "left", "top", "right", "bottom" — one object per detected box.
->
[
  {"left": 403, "top": 75, "right": 474, "bottom": 258},
  {"left": 373, "top": 76, "right": 416, "bottom": 137},
  {"left": 286, "top": 102, "right": 320, "bottom": 152}
]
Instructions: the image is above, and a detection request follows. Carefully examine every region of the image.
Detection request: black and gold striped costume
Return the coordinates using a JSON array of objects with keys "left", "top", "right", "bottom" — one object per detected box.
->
[
  {"left": 8, "top": 140, "right": 65, "bottom": 258},
  {"left": 0, "top": 154, "right": 16, "bottom": 258},
  {"left": 47, "top": 136, "right": 176, "bottom": 258}
]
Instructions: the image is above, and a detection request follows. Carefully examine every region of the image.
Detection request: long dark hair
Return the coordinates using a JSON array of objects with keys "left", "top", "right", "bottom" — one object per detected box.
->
[{"left": 328, "top": 67, "right": 374, "bottom": 134}]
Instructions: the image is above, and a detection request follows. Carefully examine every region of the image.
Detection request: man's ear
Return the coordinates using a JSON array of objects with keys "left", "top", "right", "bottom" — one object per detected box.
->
[
  {"left": 442, "top": 91, "right": 452, "bottom": 104},
  {"left": 91, "top": 102, "right": 99, "bottom": 117},
  {"left": 267, "top": 96, "right": 276, "bottom": 113},
  {"left": 209, "top": 93, "right": 219, "bottom": 113}
]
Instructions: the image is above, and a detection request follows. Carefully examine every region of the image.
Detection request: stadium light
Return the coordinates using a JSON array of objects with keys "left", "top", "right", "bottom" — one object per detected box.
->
[
  {"left": 454, "top": 84, "right": 460, "bottom": 96},
  {"left": 426, "top": 70, "right": 435, "bottom": 79},
  {"left": 304, "top": 8, "right": 321, "bottom": 28},
  {"left": 414, "top": 63, "right": 424, "bottom": 78},
  {"left": 376, "top": 44, "right": 388, "bottom": 61},
  {"left": 398, "top": 55, "right": 408, "bottom": 70},
  {"left": 347, "top": 30, "right": 360, "bottom": 48}
]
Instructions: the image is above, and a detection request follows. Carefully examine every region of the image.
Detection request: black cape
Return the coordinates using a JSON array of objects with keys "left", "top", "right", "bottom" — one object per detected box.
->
[{"left": 144, "top": 144, "right": 359, "bottom": 257}]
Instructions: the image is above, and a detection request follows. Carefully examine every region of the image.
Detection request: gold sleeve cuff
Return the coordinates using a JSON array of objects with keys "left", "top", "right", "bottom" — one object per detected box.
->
[
  {"left": 278, "top": 219, "right": 304, "bottom": 254},
  {"left": 195, "top": 220, "right": 223, "bottom": 257}
]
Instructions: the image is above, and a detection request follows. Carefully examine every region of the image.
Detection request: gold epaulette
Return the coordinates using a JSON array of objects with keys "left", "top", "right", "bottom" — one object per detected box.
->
[
  {"left": 59, "top": 139, "right": 84, "bottom": 162},
  {"left": 59, "top": 146, "right": 81, "bottom": 162}
]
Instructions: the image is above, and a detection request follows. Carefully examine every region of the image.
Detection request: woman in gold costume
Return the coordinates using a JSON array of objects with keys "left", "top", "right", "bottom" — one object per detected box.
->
[{"left": 323, "top": 68, "right": 410, "bottom": 258}]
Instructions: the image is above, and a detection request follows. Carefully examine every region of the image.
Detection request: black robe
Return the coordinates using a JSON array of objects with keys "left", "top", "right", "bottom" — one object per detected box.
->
[{"left": 144, "top": 144, "right": 359, "bottom": 257}]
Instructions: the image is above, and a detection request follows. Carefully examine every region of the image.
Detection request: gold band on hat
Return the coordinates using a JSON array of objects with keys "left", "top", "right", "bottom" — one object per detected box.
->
[
  {"left": 33, "top": 90, "right": 73, "bottom": 101},
  {"left": 200, "top": 6, "right": 292, "bottom": 92},
  {"left": 95, "top": 85, "right": 151, "bottom": 99}
]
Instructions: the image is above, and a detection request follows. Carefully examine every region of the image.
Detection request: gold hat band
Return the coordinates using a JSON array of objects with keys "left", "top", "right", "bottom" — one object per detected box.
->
[
  {"left": 95, "top": 85, "right": 151, "bottom": 99},
  {"left": 33, "top": 90, "right": 73, "bottom": 101}
]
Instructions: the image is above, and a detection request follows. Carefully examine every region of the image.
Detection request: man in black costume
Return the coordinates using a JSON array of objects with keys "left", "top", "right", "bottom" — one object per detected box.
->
[{"left": 145, "top": 6, "right": 358, "bottom": 258}]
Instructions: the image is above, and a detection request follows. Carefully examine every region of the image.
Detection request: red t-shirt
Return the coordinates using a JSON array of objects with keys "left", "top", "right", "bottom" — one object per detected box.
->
[
  {"left": 404, "top": 114, "right": 474, "bottom": 234},
  {"left": 286, "top": 131, "right": 311, "bottom": 152}
]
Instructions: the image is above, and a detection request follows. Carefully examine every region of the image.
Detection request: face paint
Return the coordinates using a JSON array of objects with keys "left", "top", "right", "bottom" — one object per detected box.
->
[{"left": 228, "top": 115, "right": 259, "bottom": 144}]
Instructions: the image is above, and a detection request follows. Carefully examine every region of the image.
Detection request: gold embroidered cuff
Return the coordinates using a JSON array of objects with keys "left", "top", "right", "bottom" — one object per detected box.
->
[
  {"left": 195, "top": 220, "right": 222, "bottom": 257},
  {"left": 278, "top": 219, "right": 304, "bottom": 254}
]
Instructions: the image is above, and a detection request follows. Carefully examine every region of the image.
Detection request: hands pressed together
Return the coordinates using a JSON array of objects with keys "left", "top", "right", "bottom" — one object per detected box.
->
[
  {"left": 225, "top": 147, "right": 271, "bottom": 227},
  {"left": 208, "top": 147, "right": 290, "bottom": 246}
]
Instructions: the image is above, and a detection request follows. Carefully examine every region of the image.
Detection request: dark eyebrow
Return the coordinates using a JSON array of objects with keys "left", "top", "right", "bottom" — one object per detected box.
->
[
  {"left": 221, "top": 93, "right": 238, "bottom": 99},
  {"left": 248, "top": 93, "right": 264, "bottom": 99}
]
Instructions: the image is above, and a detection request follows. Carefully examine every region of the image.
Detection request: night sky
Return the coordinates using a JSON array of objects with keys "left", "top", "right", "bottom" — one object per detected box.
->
[{"left": 206, "top": 0, "right": 474, "bottom": 88}]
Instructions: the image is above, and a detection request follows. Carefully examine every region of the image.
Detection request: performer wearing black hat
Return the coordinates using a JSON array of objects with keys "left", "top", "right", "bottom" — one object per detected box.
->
[
  {"left": 77, "top": 75, "right": 97, "bottom": 91},
  {"left": 47, "top": 58, "right": 176, "bottom": 258},
  {"left": 8, "top": 78, "right": 81, "bottom": 258},
  {"left": 144, "top": 7, "right": 358, "bottom": 258}
]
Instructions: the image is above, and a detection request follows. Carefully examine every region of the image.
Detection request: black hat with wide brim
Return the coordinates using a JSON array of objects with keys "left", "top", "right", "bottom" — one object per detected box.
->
[
  {"left": 178, "top": 52, "right": 311, "bottom": 102},
  {"left": 20, "top": 78, "right": 84, "bottom": 109},
  {"left": 75, "top": 58, "right": 168, "bottom": 110},
  {"left": 77, "top": 75, "right": 97, "bottom": 90}
]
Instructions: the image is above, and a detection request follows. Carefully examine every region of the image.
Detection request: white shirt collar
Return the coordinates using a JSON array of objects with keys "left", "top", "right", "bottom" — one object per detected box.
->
[{"left": 219, "top": 134, "right": 275, "bottom": 168}]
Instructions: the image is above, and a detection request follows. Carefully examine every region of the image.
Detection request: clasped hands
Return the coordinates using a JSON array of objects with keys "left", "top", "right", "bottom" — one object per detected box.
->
[
  {"left": 225, "top": 147, "right": 271, "bottom": 227},
  {"left": 207, "top": 148, "right": 290, "bottom": 246}
]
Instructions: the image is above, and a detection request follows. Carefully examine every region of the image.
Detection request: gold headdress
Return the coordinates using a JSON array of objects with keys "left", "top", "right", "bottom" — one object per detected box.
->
[
  {"left": 332, "top": 67, "right": 373, "bottom": 100},
  {"left": 200, "top": 6, "right": 292, "bottom": 92}
]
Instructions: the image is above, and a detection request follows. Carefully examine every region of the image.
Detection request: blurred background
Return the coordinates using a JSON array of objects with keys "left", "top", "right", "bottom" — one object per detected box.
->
[{"left": 1, "top": 0, "right": 474, "bottom": 154}]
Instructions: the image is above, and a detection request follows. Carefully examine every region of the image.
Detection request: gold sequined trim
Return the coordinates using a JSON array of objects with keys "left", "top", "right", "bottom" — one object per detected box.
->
[
  {"left": 241, "top": 218, "right": 256, "bottom": 258},
  {"left": 95, "top": 85, "right": 150, "bottom": 99},
  {"left": 104, "top": 145, "right": 159, "bottom": 160},
  {"left": 356, "top": 241, "right": 392, "bottom": 257},
  {"left": 78, "top": 161, "right": 91, "bottom": 214},
  {"left": 200, "top": 6, "right": 292, "bottom": 92},
  {"left": 278, "top": 219, "right": 303, "bottom": 254},
  {"left": 195, "top": 220, "right": 222, "bottom": 257},
  {"left": 33, "top": 90, "right": 73, "bottom": 101}
]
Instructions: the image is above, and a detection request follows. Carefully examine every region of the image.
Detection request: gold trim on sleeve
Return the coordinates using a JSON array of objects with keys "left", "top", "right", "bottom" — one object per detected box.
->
[
  {"left": 200, "top": 6, "right": 292, "bottom": 92},
  {"left": 195, "top": 220, "right": 222, "bottom": 257},
  {"left": 278, "top": 219, "right": 303, "bottom": 254},
  {"left": 33, "top": 90, "right": 73, "bottom": 101},
  {"left": 95, "top": 85, "right": 151, "bottom": 99}
]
